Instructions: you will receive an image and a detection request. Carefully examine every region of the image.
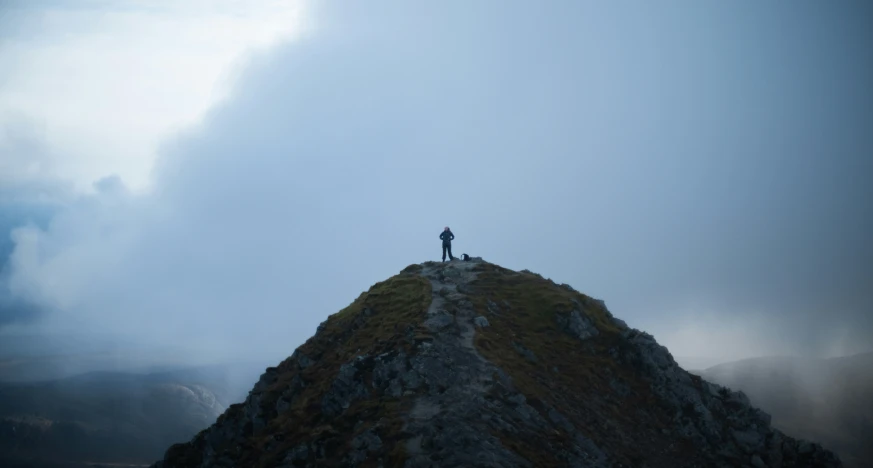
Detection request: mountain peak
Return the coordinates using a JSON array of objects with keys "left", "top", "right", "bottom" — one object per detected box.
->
[{"left": 152, "top": 259, "right": 841, "bottom": 467}]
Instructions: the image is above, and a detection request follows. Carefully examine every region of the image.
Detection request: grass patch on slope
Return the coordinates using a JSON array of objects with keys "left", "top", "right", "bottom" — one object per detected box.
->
[
  {"left": 470, "top": 263, "right": 622, "bottom": 364},
  {"left": 469, "top": 262, "right": 662, "bottom": 465},
  {"left": 247, "top": 267, "right": 432, "bottom": 467}
]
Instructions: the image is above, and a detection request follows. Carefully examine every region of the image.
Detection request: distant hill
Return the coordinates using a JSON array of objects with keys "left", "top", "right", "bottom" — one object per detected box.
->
[
  {"left": 0, "top": 362, "right": 270, "bottom": 467},
  {"left": 698, "top": 352, "right": 873, "bottom": 467},
  {"left": 153, "top": 259, "right": 841, "bottom": 467},
  {"left": 0, "top": 334, "right": 213, "bottom": 382}
]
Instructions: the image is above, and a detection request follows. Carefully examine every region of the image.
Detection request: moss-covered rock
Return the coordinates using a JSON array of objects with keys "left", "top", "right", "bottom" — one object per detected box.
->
[{"left": 152, "top": 259, "right": 842, "bottom": 468}]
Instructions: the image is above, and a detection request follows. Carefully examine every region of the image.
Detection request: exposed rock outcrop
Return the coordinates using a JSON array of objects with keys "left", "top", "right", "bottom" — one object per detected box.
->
[{"left": 151, "top": 259, "right": 842, "bottom": 468}]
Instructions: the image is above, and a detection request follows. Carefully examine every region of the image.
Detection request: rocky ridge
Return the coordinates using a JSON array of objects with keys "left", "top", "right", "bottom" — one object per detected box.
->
[{"left": 151, "top": 258, "right": 842, "bottom": 467}]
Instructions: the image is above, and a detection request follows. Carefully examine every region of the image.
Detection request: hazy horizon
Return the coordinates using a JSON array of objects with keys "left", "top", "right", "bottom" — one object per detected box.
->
[{"left": 1, "top": 0, "right": 871, "bottom": 376}]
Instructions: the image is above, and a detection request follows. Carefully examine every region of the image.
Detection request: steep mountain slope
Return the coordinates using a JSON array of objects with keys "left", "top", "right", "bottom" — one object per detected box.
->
[
  {"left": 152, "top": 259, "right": 842, "bottom": 467},
  {"left": 699, "top": 353, "right": 873, "bottom": 467}
]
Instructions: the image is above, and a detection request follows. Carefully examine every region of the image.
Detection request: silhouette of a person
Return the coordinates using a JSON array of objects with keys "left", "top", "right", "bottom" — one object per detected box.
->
[{"left": 439, "top": 226, "right": 455, "bottom": 262}]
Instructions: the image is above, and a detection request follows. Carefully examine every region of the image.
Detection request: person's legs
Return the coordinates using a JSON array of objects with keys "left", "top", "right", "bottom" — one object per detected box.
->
[
  {"left": 442, "top": 245, "right": 447, "bottom": 261},
  {"left": 447, "top": 244, "right": 454, "bottom": 260}
]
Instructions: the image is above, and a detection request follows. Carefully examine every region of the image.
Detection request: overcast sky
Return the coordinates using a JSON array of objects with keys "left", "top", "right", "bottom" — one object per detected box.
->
[{"left": 1, "top": 0, "right": 871, "bottom": 369}]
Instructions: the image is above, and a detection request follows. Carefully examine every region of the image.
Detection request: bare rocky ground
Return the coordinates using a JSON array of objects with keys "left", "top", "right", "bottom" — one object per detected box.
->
[{"left": 151, "top": 258, "right": 842, "bottom": 467}]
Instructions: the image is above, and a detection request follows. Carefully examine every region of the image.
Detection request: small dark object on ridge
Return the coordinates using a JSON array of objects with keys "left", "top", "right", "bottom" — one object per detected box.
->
[{"left": 462, "top": 254, "right": 471, "bottom": 261}]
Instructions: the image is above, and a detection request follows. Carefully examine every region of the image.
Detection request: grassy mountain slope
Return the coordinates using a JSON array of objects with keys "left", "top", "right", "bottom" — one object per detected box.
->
[{"left": 152, "top": 259, "right": 842, "bottom": 467}]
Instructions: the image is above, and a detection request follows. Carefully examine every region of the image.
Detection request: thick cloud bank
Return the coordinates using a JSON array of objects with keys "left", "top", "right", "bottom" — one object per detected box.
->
[{"left": 1, "top": 1, "right": 871, "bottom": 364}]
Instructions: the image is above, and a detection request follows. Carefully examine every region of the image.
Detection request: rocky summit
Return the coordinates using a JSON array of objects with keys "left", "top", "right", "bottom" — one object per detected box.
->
[{"left": 151, "top": 259, "right": 842, "bottom": 468}]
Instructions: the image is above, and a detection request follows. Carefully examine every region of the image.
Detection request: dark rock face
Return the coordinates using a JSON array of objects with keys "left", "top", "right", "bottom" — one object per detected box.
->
[
  {"left": 151, "top": 260, "right": 842, "bottom": 468},
  {"left": 698, "top": 354, "right": 873, "bottom": 468},
  {"left": 617, "top": 328, "right": 839, "bottom": 466},
  {"left": 556, "top": 309, "right": 600, "bottom": 341},
  {"left": 402, "top": 262, "right": 604, "bottom": 467}
]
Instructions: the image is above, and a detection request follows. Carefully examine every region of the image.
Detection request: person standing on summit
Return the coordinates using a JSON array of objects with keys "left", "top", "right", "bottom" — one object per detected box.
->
[{"left": 440, "top": 226, "right": 455, "bottom": 262}]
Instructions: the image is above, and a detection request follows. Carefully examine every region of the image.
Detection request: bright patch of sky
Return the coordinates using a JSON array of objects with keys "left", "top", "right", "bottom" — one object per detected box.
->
[{"left": 0, "top": 0, "right": 307, "bottom": 192}]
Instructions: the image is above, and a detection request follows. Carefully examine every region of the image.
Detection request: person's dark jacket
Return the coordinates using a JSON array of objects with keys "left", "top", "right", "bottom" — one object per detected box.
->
[{"left": 440, "top": 230, "right": 454, "bottom": 246}]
